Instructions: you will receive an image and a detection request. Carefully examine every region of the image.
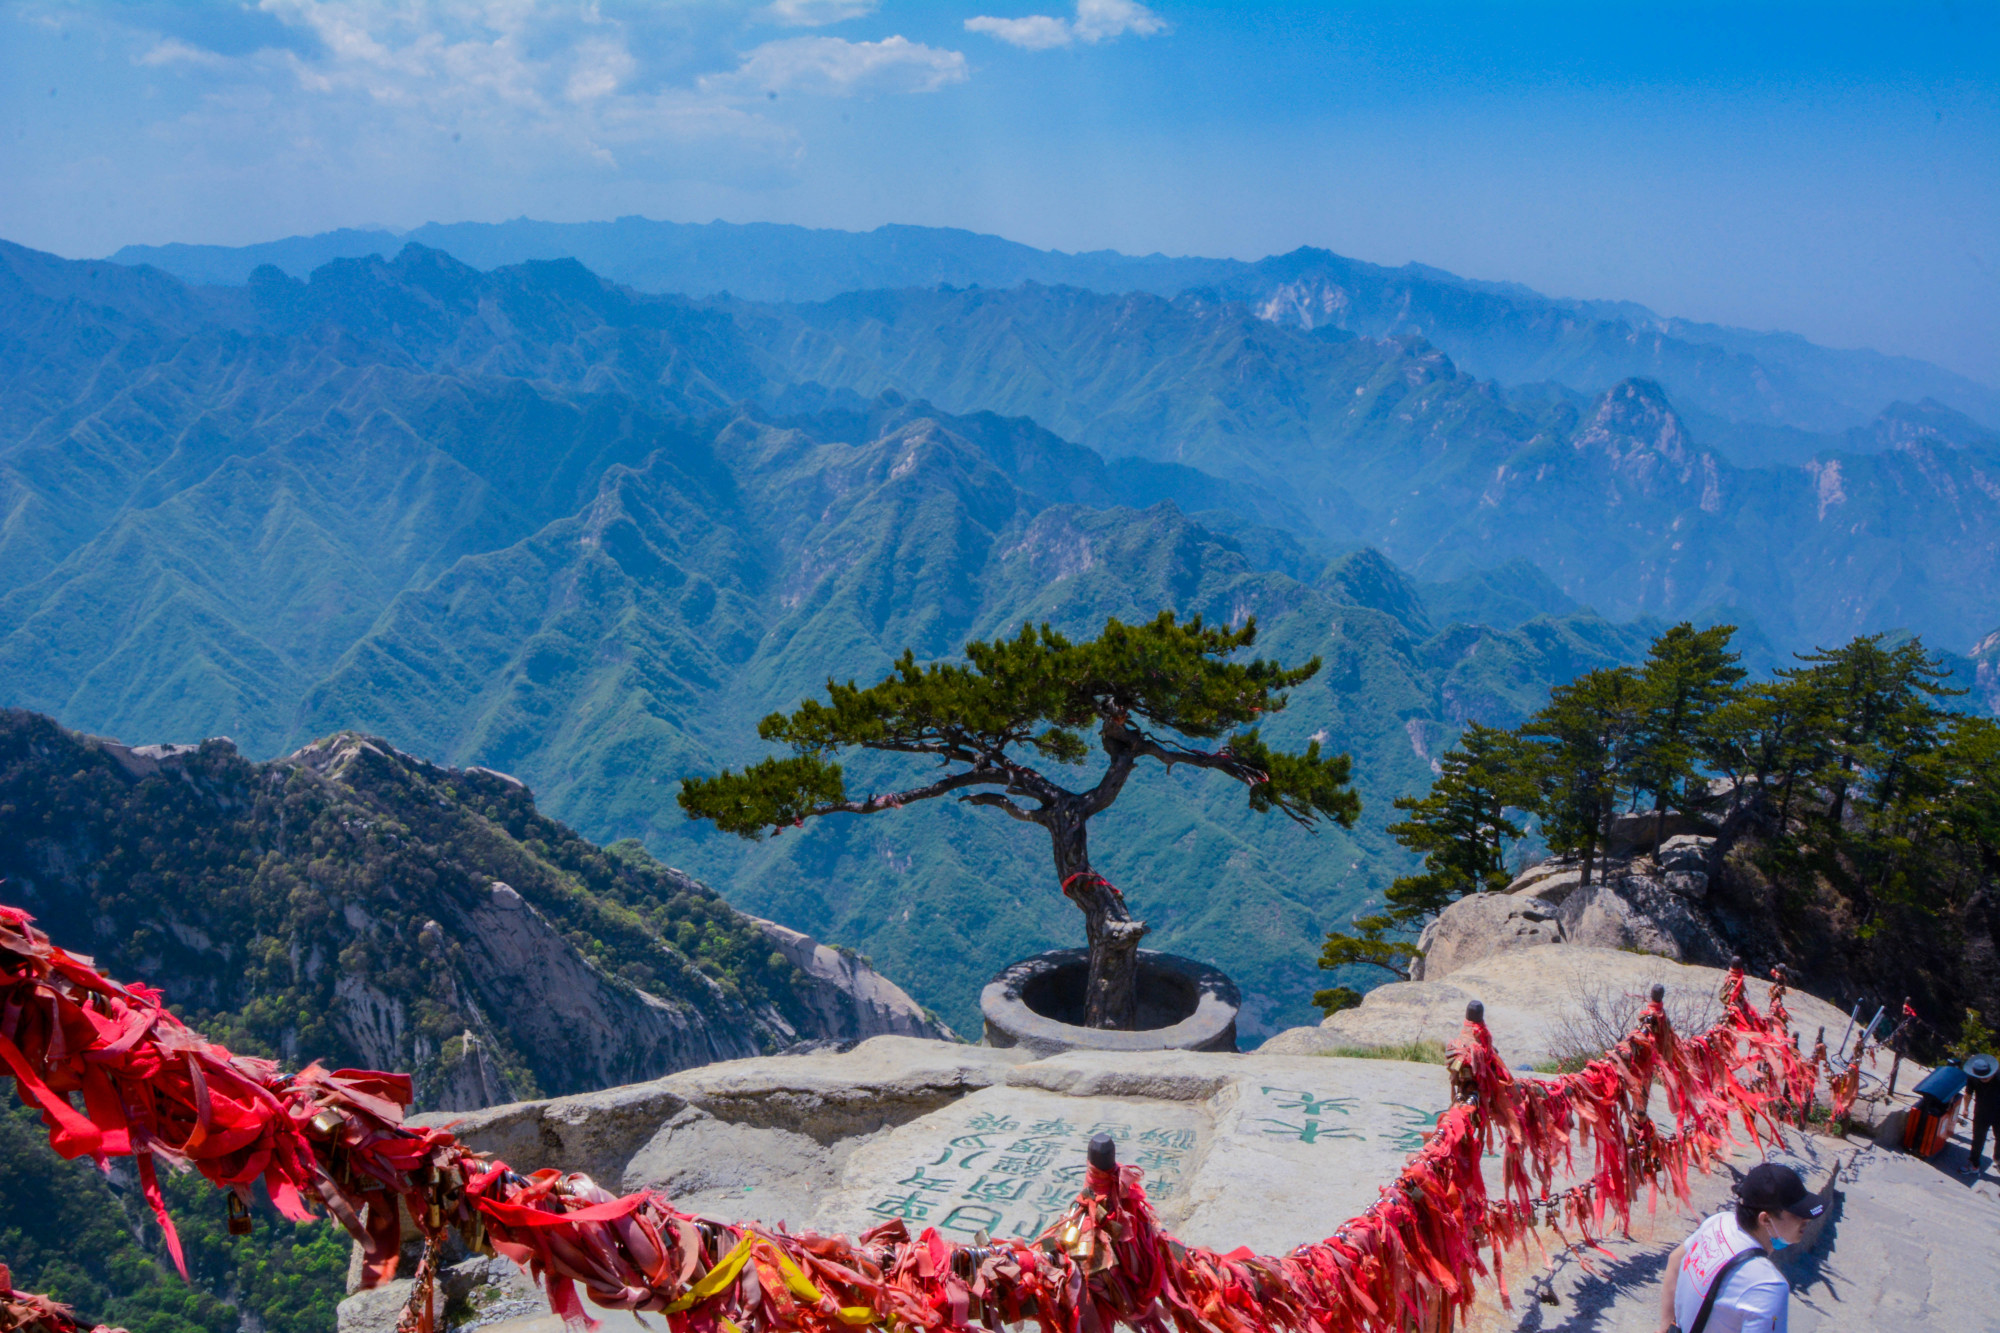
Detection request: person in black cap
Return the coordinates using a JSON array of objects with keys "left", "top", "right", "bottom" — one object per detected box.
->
[
  {"left": 1657, "top": 1162, "right": 1823, "bottom": 1333},
  {"left": 1964, "top": 1052, "right": 1999, "bottom": 1176}
]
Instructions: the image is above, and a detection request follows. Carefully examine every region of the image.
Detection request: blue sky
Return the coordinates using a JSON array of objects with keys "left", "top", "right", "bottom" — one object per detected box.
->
[{"left": 3, "top": 1, "right": 1995, "bottom": 382}]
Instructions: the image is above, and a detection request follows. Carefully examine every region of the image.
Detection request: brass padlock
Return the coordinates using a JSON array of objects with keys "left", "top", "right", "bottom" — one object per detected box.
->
[
  {"left": 308, "top": 1107, "right": 347, "bottom": 1140},
  {"left": 227, "top": 1192, "right": 253, "bottom": 1237}
]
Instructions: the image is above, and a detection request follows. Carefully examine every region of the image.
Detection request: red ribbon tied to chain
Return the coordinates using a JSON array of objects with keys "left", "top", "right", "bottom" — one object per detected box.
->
[{"left": 1, "top": 900, "right": 1823, "bottom": 1333}]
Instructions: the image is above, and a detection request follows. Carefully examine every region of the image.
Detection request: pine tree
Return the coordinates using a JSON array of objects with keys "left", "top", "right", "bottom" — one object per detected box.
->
[
  {"left": 678, "top": 613, "right": 1359, "bottom": 1029},
  {"left": 1630, "top": 623, "right": 1746, "bottom": 855},
  {"left": 1315, "top": 912, "right": 1420, "bottom": 989},
  {"left": 1313, "top": 723, "right": 1535, "bottom": 1000},
  {"left": 1382, "top": 723, "right": 1538, "bottom": 918},
  {"left": 1522, "top": 666, "right": 1645, "bottom": 885},
  {"left": 1783, "top": 635, "right": 1961, "bottom": 828},
  {"left": 1931, "top": 715, "right": 2000, "bottom": 876}
]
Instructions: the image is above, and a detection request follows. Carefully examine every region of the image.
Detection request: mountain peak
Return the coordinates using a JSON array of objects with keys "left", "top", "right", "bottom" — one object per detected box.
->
[
  {"left": 1315, "top": 548, "right": 1433, "bottom": 636},
  {"left": 1858, "top": 398, "right": 2000, "bottom": 455},
  {"left": 1578, "top": 379, "right": 1691, "bottom": 457},
  {"left": 1563, "top": 378, "right": 1723, "bottom": 510}
]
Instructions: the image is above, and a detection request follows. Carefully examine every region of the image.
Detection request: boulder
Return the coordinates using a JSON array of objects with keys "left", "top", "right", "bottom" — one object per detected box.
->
[
  {"left": 1410, "top": 894, "right": 1563, "bottom": 981},
  {"left": 1601, "top": 809, "right": 1717, "bottom": 858},
  {"left": 1505, "top": 860, "right": 1592, "bottom": 906},
  {"left": 1415, "top": 860, "right": 1728, "bottom": 980},
  {"left": 1655, "top": 833, "right": 1715, "bottom": 873},
  {"left": 1555, "top": 869, "right": 1728, "bottom": 965}
]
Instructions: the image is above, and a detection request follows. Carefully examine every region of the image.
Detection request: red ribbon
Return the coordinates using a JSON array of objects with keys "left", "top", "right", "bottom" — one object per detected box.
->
[{"left": 1, "top": 902, "right": 1821, "bottom": 1333}]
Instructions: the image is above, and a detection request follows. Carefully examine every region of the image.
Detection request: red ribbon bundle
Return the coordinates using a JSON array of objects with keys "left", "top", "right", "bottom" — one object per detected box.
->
[
  {"left": 2, "top": 900, "right": 1820, "bottom": 1333},
  {"left": 2, "top": 1266, "right": 100, "bottom": 1333}
]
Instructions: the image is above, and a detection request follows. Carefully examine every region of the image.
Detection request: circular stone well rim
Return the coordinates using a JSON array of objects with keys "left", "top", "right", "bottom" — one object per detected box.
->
[{"left": 980, "top": 948, "right": 1240, "bottom": 1057}]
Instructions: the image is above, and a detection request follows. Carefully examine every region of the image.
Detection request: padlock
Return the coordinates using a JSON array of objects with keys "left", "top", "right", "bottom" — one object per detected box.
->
[
  {"left": 227, "top": 1192, "right": 253, "bottom": 1236},
  {"left": 308, "top": 1107, "right": 347, "bottom": 1140}
]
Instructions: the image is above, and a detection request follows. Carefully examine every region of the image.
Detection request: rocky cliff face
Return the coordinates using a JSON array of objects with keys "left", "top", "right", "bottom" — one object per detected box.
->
[
  {"left": 752, "top": 917, "right": 956, "bottom": 1043},
  {"left": 0, "top": 711, "right": 947, "bottom": 1111},
  {"left": 1972, "top": 627, "right": 2000, "bottom": 716}
]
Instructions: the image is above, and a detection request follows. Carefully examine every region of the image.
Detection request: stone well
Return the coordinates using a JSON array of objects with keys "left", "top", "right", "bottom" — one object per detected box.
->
[{"left": 979, "top": 948, "right": 1239, "bottom": 1057}]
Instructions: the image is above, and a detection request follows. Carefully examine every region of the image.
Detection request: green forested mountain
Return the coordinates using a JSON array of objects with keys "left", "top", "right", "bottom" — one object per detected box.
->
[
  {"left": 0, "top": 713, "right": 846, "bottom": 1104},
  {"left": 2, "top": 236, "right": 1994, "bottom": 1040},
  {"left": 0, "top": 710, "right": 894, "bottom": 1333},
  {"left": 109, "top": 217, "right": 2000, "bottom": 439},
  {"left": 290, "top": 417, "right": 1661, "bottom": 1035}
]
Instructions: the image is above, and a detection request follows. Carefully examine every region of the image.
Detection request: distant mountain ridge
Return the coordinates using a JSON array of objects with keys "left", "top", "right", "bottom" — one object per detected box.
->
[{"left": 106, "top": 216, "right": 2000, "bottom": 445}]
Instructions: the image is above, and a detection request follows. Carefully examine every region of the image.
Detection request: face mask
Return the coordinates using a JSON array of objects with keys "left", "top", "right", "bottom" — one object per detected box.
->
[{"left": 1771, "top": 1236, "right": 1792, "bottom": 1251}]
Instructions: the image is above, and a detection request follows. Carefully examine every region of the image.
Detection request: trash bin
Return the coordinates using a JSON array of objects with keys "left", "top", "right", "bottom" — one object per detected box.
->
[
  {"left": 1903, "top": 1062, "right": 1968, "bottom": 1157},
  {"left": 1912, "top": 1062, "right": 1968, "bottom": 1114}
]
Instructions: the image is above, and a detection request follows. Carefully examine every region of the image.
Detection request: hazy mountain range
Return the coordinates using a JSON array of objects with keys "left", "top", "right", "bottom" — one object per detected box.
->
[
  {"left": 4, "top": 232, "right": 1997, "bottom": 1034},
  {"left": 111, "top": 215, "right": 2000, "bottom": 450}
]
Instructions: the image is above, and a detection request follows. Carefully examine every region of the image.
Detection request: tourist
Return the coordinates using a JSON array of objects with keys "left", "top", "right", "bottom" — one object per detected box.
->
[
  {"left": 1964, "top": 1052, "right": 1999, "bottom": 1176},
  {"left": 1657, "top": 1162, "right": 1822, "bottom": 1333}
]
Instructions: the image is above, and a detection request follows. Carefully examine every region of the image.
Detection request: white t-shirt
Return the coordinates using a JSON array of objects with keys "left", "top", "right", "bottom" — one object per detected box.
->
[{"left": 1673, "top": 1212, "right": 1790, "bottom": 1333}]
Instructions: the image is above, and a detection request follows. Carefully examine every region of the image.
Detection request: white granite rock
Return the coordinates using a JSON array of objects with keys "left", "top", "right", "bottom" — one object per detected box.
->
[
  {"left": 813, "top": 1085, "right": 1210, "bottom": 1241},
  {"left": 752, "top": 918, "right": 958, "bottom": 1043},
  {"left": 350, "top": 1040, "right": 1456, "bottom": 1321},
  {"left": 1655, "top": 834, "right": 1715, "bottom": 874},
  {"left": 1415, "top": 859, "right": 1729, "bottom": 981}
]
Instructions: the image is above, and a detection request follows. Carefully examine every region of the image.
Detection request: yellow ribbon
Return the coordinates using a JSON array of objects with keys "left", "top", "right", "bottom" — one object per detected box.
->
[
  {"left": 771, "top": 1241, "right": 877, "bottom": 1326},
  {"left": 772, "top": 1247, "right": 825, "bottom": 1304},
  {"left": 663, "top": 1234, "right": 756, "bottom": 1313}
]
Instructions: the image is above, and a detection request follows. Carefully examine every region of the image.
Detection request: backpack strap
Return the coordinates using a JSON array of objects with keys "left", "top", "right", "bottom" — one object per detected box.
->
[{"left": 1687, "top": 1246, "right": 1768, "bottom": 1333}]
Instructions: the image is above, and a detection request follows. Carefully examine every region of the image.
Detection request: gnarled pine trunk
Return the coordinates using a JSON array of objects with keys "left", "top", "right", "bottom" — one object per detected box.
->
[{"left": 1048, "top": 807, "right": 1147, "bottom": 1029}]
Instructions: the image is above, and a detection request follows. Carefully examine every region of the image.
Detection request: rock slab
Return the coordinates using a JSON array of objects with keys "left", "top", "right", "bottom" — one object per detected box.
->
[{"left": 1264, "top": 946, "right": 1858, "bottom": 1075}]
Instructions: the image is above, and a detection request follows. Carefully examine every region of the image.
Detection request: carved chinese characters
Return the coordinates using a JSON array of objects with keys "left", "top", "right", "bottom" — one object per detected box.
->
[{"left": 828, "top": 1093, "right": 1205, "bottom": 1241}]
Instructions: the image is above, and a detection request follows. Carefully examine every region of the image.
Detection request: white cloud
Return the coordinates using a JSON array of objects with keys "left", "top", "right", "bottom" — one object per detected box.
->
[
  {"left": 965, "top": 0, "right": 1166, "bottom": 49},
  {"left": 138, "top": 38, "right": 235, "bottom": 69},
  {"left": 703, "top": 35, "right": 969, "bottom": 98},
  {"left": 963, "top": 15, "right": 1072, "bottom": 51},
  {"left": 62, "top": 1, "right": 970, "bottom": 217},
  {"left": 1073, "top": 0, "right": 1167, "bottom": 43},
  {"left": 759, "top": 0, "right": 879, "bottom": 26}
]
